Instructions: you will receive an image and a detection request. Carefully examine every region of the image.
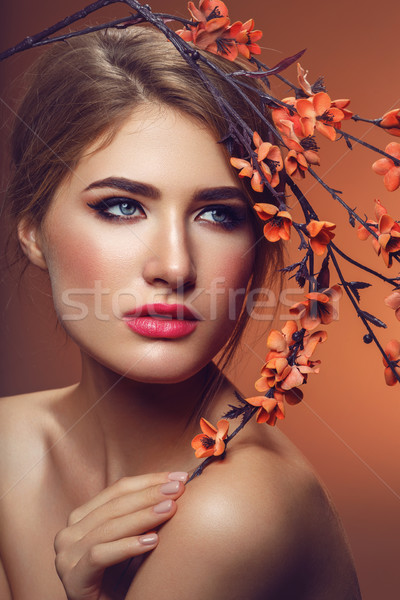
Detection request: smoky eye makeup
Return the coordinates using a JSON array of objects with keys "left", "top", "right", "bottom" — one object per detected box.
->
[
  {"left": 86, "top": 197, "right": 145, "bottom": 220},
  {"left": 196, "top": 204, "right": 247, "bottom": 231}
]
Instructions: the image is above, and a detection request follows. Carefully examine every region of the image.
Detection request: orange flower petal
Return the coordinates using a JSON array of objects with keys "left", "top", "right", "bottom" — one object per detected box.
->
[
  {"left": 214, "top": 438, "right": 226, "bottom": 456},
  {"left": 316, "top": 121, "right": 337, "bottom": 141},
  {"left": 267, "top": 329, "right": 287, "bottom": 352},
  {"left": 385, "top": 142, "right": 400, "bottom": 159},
  {"left": 285, "top": 387, "right": 303, "bottom": 405},
  {"left": 253, "top": 203, "right": 278, "bottom": 219},
  {"left": 326, "top": 107, "right": 345, "bottom": 123},
  {"left": 257, "top": 142, "right": 273, "bottom": 162},
  {"left": 303, "top": 149, "right": 320, "bottom": 165},
  {"left": 384, "top": 290, "right": 400, "bottom": 317},
  {"left": 216, "top": 418, "right": 229, "bottom": 438},
  {"left": 379, "top": 214, "right": 396, "bottom": 234},
  {"left": 296, "top": 98, "right": 315, "bottom": 118},
  {"left": 383, "top": 167, "right": 400, "bottom": 192},
  {"left": 195, "top": 446, "right": 215, "bottom": 458},
  {"left": 254, "top": 377, "right": 270, "bottom": 392},
  {"left": 253, "top": 131, "right": 263, "bottom": 148},
  {"left": 306, "top": 220, "right": 335, "bottom": 237},
  {"left": 301, "top": 312, "right": 321, "bottom": 331},
  {"left": 302, "top": 330, "right": 328, "bottom": 358},
  {"left": 384, "top": 368, "right": 399, "bottom": 386},
  {"left": 331, "top": 98, "right": 351, "bottom": 110},
  {"left": 313, "top": 92, "right": 332, "bottom": 116},
  {"left": 251, "top": 170, "right": 264, "bottom": 192},
  {"left": 262, "top": 222, "right": 282, "bottom": 242},
  {"left": 255, "top": 406, "right": 271, "bottom": 423},
  {"left": 281, "top": 366, "right": 304, "bottom": 390},
  {"left": 300, "top": 118, "right": 316, "bottom": 138},
  {"left": 289, "top": 300, "right": 307, "bottom": 318},
  {"left": 246, "top": 395, "right": 267, "bottom": 407},
  {"left": 372, "top": 157, "right": 392, "bottom": 176},
  {"left": 191, "top": 433, "right": 207, "bottom": 449},
  {"left": 305, "top": 292, "right": 329, "bottom": 302},
  {"left": 199, "top": 417, "right": 217, "bottom": 438},
  {"left": 310, "top": 238, "right": 328, "bottom": 256},
  {"left": 385, "top": 339, "right": 400, "bottom": 360},
  {"left": 230, "top": 156, "right": 250, "bottom": 169}
]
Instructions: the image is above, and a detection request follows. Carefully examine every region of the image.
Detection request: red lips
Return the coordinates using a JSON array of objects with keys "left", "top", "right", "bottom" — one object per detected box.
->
[
  {"left": 124, "top": 303, "right": 201, "bottom": 339},
  {"left": 125, "top": 303, "right": 201, "bottom": 321}
]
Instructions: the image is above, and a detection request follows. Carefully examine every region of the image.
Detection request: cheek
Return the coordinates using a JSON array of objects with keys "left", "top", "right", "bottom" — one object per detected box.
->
[
  {"left": 209, "top": 229, "right": 255, "bottom": 286},
  {"left": 43, "top": 215, "right": 138, "bottom": 287},
  {"left": 45, "top": 235, "right": 112, "bottom": 300},
  {"left": 41, "top": 218, "right": 135, "bottom": 323},
  {"left": 200, "top": 234, "right": 255, "bottom": 320}
]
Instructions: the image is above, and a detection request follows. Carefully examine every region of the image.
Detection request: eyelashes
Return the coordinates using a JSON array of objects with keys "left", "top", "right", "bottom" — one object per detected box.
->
[
  {"left": 199, "top": 206, "right": 246, "bottom": 231},
  {"left": 87, "top": 197, "right": 247, "bottom": 231},
  {"left": 87, "top": 197, "right": 144, "bottom": 220}
]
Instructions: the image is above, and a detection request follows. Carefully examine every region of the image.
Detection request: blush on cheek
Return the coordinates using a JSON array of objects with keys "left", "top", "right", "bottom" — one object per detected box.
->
[
  {"left": 211, "top": 250, "right": 254, "bottom": 322},
  {"left": 43, "top": 233, "right": 114, "bottom": 322},
  {"left": 51, "top": 243, "right": 105, "bottom": 285},
  {"left": 219, "top": 246, "right": 254, "bottom": 287}
]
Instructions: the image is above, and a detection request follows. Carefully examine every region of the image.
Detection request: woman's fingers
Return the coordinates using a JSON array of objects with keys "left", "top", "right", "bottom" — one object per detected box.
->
[
  {"left": 81, "top": 497, "right": 178, "bottom": 548},
  {"left": 77, "top": 532, "right": 159, "bottom": 577},
  {"left": 67, "top": 471, "right": 187, "bottom": 526},
  {"left": 63, "top": 479, "right": 186, "bottom": 544},
  {"left": 54, "top": 472, "right": 188, "bottom": 599},
  {"left": 57, "top": 491, "right": 181, "bottom": 567},
  {"left": 57, "top": 533, "right": 159, "bottom": 598}
]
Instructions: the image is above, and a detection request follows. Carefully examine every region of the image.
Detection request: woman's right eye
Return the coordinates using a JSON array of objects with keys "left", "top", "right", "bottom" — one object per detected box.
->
[{"left": 86, "top": 197, "right": 145, "bottom": 221}]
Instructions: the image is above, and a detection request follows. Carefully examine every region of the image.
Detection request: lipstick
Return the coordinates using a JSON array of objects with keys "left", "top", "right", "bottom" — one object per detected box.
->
[{"left": 124, "top": 303, "right": 200, "bottom": 339}]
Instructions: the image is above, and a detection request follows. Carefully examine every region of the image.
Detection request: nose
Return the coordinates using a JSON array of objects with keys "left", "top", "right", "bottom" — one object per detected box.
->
[{"left": 142, "top": 218, "right": 197, "bottom": 292}]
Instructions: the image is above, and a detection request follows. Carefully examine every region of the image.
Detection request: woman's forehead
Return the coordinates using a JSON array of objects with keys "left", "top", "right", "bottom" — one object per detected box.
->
[{"left": 67, "top": 106, "right": 239, "bottom": 194}]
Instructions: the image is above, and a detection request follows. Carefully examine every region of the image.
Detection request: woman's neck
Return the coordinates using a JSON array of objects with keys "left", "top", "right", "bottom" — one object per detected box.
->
[{"left": 67, "top": 352, "right": 226, "bottom": 480}]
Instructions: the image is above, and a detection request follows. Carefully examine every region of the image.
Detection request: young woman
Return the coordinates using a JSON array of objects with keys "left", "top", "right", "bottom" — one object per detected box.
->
[{"left": 0, "top": 22, "right": 361, "bottom": 600}]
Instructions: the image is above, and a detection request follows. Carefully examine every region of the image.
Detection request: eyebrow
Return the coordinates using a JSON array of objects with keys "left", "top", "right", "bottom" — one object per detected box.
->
[
  {"left": 83, "top": 177, "right": 247, "bottom": 203},
  {"left": 84, "top": 177, "right": 160, "bottom": 199}
]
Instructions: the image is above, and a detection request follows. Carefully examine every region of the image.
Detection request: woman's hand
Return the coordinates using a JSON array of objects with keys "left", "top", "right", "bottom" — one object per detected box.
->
[{"left": 54, "top": 471, "right": 188, "bottom": 600}]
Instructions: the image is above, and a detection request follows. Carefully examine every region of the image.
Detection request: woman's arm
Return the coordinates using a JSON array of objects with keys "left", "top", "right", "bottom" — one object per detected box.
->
[{"left": 126, "top": 445, "right": 361, "bottom": 600}]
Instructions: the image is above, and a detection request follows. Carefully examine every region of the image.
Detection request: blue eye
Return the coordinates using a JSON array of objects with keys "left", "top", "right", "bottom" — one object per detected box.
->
[
  {"left": 87, "top": 198, "right": 144, "bottom": 220},
  {"left": 198, "top": 205, "right": 246, "bottom": 230}
]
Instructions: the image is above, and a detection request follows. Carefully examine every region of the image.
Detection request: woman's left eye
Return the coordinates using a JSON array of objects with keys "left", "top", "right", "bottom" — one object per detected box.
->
[
  {"left": 197, "top": 205, "right": 245, "bottom": 230},
  {"left": 87, "top": 198, "right": 144, "bottom": 220}
]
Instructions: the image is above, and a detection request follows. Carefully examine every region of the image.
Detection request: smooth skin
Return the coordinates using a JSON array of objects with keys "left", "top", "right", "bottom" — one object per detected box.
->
[{"left": 0, "top": 106, "right": 361, "bottom": 599}]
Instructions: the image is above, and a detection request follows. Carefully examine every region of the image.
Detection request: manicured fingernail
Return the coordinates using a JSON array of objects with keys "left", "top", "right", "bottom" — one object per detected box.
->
[
  {"left": 153, "top": 499, "right": 173, "bottom": 514},
  {"left": 168, "top": 471, "right": 189, "bottom": 482},
  {"left": 139, "top": 533, "right": 158, "bottom": 546},
  {"left": 160, "top": 481, "right": 180, "bottom": 495}
]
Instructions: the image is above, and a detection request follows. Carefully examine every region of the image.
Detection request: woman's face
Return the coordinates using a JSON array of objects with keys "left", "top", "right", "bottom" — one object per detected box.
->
[{"left": 38, "top": 106, "right": 256, "bottom": 383}]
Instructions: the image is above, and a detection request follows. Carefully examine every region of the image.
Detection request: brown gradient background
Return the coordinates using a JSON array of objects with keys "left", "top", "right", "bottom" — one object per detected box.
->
[{"left": 1, "top": 1, "right": 399, "bottom": 598}]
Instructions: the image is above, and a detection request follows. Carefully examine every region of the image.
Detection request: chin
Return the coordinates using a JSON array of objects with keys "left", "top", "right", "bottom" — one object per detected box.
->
[{"left": 86, "top": 349, "right": 211, "bottom": 386}]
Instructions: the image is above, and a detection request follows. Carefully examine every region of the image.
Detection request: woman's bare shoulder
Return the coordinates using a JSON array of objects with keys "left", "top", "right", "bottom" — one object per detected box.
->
[
  {"left": 0, "top": 387, "right": 75, "bottom": 497},
  {"left": 128, "top": 429, "right": 361, "bottom": 600}
]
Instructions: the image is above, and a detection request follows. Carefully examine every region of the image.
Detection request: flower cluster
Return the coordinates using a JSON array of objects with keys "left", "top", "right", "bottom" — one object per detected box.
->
[
  {"left": 246, "top": 321, "right": 327, "bottom": 425},
  {"left": 357, "top": 199, "right": 400, "bottom": 268},
  {"left": 372, "top": 142, "right": 400, "bottom": 192},
  {"left": 230, "top": 132, "right": 283, "bottom": 192},
  {"left": 176, "top": 0, "right": 262, "bottom": 61}
]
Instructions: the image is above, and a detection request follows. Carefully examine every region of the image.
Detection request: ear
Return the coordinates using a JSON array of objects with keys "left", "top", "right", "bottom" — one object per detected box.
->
[{"left": 17, "top": 217, "right": 48, "bottom": 270}]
